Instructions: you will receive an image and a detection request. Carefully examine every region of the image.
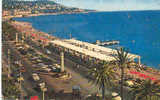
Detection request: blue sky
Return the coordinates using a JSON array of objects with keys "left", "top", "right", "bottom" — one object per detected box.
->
[{"left": 53, "top": 0, "right": 160, "bottom": 11}]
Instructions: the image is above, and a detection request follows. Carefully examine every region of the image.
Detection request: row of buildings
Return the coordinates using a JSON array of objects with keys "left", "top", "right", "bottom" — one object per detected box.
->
[{"left": 2, "top": 0, "right": 85, "bottom": 17}]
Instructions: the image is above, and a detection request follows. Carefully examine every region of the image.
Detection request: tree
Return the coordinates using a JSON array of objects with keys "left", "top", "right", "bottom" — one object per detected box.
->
[
  {"left": 113, "top": 47, "right": 129, "bottom": 100},
  {"left": 2, "top": 22, "right": 18, "bottom": 41},
  {"left": 2, "top": 75, "right": 21, "bottom": 99},
  {"left": 89, "top": 61, "right": 116, "bottom": 100},
  {"left": 129, "top": 79, "right": 160, "bottom": 100}
]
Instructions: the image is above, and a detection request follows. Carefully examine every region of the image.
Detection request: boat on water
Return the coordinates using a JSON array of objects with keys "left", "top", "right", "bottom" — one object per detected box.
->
[{"left": 93, "top": 40, "right": 120, "bottom": 46}]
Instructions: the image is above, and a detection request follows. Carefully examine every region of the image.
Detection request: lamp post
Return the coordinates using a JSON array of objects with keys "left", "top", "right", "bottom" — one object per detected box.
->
[
  {"left": 19, "top": 61, "right": 24, "bottom": 100},
  {"left": 16, "top": 33, "right": 18, "bottom": 43},
  {"left": 22, "top": 33, "right": 24, "bottom": 44},
  {"left": 2, "top": 41, "right": 15, "bottom": 77},
  {"left": 19, "top": 71, "right": 23, "bottom": 100},
  {"left": 43, "top": 90, "right": 45, "bottom": 100},
  {"left": 7, "top": 49, "right": 11, "bottom": 78},
  {"left": 42, "top": 87, "right": 47, "bottom": 100},
  {"left": 61, "top": 51, "right": 64, "bottom": 72}
]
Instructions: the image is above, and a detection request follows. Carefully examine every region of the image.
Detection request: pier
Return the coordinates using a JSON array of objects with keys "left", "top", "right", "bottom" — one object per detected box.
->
[
  {"left": 94, "top": 40, "right": 120, "bottom": 46},
  {"left": 51, "top": 39, "right": 141, "bottom": 64}
]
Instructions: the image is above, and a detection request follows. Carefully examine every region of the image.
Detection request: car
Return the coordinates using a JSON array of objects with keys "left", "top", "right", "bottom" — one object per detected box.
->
[
  {"left": 20, "top": 67, "right": 26, "bottom": 72},
  {"left": 36, "top": 59, "right": 42, "bottom": 63},
  {"left": 18, "top": 48, "right": 27, "bottom": 55},
  {"left": 17, "top": 46, "right": 23, "bottom": 49},
  {"left": 48, "top": 65, "right": 53, "bottom": 67},
  {"left": 31, "top": 60, "right": 38, "bottom": 64},
  {"left": 53, "top": 64, "right": 61, "bottom": 68},
  {"left": 32, "top": 64, "right": 38, "bottom": 68},
  {"left": 14, "top": 61, "right": 19, "bottom": 65},
  {"left": 38, "top": 63, "right": 48, "bottom": 67},
  {"left": 51, "top": 66, "right": 61, "bottom": 73},
  {"left": 32, "top": 73, "right": 40, "bottom": 81},
  {"left": 31, "top": 57, "right": 39, "bottom": 60},
  {"left": 42, "top": 67, "right": 52, "bottom": 72},
  {"left": 46, "top": 49, "right": 51, "bottom": 54},
  {"left": 17, "top": 76, "right": 24, "bottom": 82}
]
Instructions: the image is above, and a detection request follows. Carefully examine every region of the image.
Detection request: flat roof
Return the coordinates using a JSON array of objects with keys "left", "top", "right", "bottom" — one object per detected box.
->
[
  {"left": 64, "top": 39, "right": 140, "bottom": 59},
  {"left": 51, "top": 39, "right": 140, "bottom": 62}
]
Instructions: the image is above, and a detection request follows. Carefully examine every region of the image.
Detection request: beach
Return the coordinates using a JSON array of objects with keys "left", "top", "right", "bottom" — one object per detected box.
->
[
  {"left": 13, "top": 11, "right": 160, "bottom": 68},
  {"left": 10, "top": 20, "right": 160, "bottom": 83},
  {"left": 2, "top": 17, "right": 160, "bottom": 100},
  {"left": 3, "top": 10, "right": 97, "bottom": 21}
]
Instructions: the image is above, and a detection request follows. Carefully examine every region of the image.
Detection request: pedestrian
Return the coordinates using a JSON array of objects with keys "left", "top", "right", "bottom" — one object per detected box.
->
[{"left": 77, "top": 64, "right": 79, "bottom": 69}]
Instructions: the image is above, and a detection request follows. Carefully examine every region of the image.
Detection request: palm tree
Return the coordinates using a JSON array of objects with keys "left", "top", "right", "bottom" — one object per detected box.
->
[
  {"left": 113, "top": 47, "right": 130, "bottom": 100},
  {"left": 129, "top": 79, "right": 160, "bottom": 100},
  {"left": 89, "top": 61, "right": 116, "bottom": 100}
]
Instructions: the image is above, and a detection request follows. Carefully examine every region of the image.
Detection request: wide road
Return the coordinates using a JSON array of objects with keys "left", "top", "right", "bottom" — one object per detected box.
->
[
  {"left": 2, "top": 42, "right": 53, "bottom": 100},
  {"left": 26, "top": 39, "right": 134, "bottom": 100}
]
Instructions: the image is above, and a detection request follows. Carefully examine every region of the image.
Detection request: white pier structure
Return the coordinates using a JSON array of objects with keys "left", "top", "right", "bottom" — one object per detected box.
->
[{"left": 51, "top": 39, "right": 141, "bottom": 64}]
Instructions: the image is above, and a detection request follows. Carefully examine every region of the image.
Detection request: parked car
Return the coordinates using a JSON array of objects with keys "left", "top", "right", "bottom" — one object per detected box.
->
[
  {"left": 32, "top": 73, "right": 40, "bottom": 81},
  {"left": 42, "top": 67, "right": 52, "bottom": 72},
  {"left": 20, "top": 67, "right": 26, "bottom": 72},
  {"left": 18, "top": 48, "right": 27, "bottom": 55},
  {"left": 46, "top": 49, "right": 51, "bottom": 54},
  {"left": 51, "top": 66, "right": 61, "bottom": 73},
  {"left": 53, "top": 64, "right": 61, "bottom": 68}
]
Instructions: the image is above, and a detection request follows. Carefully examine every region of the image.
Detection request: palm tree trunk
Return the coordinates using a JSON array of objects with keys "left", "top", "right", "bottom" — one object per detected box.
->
[
  {"left": 102, "top": 83, "right": 105, "bottom": 100},
  {"left": 121, "top": 66, "right": 124, "bottom": 100},
  {"left": 146, "top": 96, "right": 148, "bottom": 100}
]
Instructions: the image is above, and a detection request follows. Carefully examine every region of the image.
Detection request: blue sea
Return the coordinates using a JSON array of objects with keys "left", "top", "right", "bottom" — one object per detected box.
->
[{"left": 14, "top": 11, "right": 160, "bottom": 69}]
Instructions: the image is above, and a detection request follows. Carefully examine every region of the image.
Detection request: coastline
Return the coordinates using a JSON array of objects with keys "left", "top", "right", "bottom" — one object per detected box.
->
[
  {"left": 10, "top": 21, "right": 57, "bottom": 41},
  {"left": 4, "top": 9, "right": 160, "bottom": 21},
  {"left": 2, "top": 10, "right": 98, "bottom": 20},
  {"left": 10, "top": 20, "right": 160, "bottom": 82}
]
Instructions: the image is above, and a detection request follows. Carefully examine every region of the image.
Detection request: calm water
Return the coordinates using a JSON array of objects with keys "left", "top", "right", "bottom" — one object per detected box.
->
[{"left": 14, "top": 11, "right": 160, "bottom": 68}]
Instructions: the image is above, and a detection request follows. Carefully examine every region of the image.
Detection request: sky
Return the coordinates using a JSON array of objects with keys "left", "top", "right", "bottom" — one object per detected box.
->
[{"left": 53, "top": 0, "right": 160, "bottom": 11}]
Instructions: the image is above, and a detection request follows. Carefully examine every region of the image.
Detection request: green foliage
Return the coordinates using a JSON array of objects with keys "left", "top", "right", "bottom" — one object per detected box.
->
[
  {"left": 2, "top": 75, "right": 21, "bottom": 99},
  {"left": 89, "top": 62, "right": 116, "bottom": 89},
  {"left": 113, "top": 47, "right": 130, "bottom": 100},
  {"left": 129, "top": 80, "right": 160, "bottom": 100},
  {"left": 2, "top": 0, "right": 85, "bottom": 13},
  {"left": 2, "top": 21, "right": 18, "bottom": 41},
  {"left": 89, "top": 61, "right": 116, "bottom": 100},
  {"left": 114, "top": 47, "right": 129, "bottom": 66}
]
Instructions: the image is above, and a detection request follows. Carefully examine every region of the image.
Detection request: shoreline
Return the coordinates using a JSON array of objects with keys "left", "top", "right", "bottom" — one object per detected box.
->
[
  {"left": 3, "top": 9, "right": 160, "bottom": 21},
  {"left": 10, "top": 20, "right": 160, "bottom": 82},
  {"left": 2, "top": 10, "right": 98, "bottom": 20},
  {"left": 10, "top": 20, "right": 159, "bottom": 70}
]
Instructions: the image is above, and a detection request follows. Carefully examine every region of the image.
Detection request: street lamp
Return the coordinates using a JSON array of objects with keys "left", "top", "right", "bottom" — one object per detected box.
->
[
  {"left": 7, "top": 49, "right": 11, "bottom": 78},
  {"left": 2, "top": 41, "right": 15, "bottom": 77},
  {"left": 61, "top": 51, "right": 64, "bottom": 72},
  {"left": 41, "top": 87, "right": 47, "bottom": 100}
]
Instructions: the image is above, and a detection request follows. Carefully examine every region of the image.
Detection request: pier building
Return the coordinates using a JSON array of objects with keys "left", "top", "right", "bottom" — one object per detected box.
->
[{"left": 50, "top": 39, "right": 141, "bottom": 64}]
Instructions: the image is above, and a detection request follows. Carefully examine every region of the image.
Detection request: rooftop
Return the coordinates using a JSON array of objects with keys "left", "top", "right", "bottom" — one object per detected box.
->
[{"left": 51, "top": 39, "right": 140, "bottom": 62}]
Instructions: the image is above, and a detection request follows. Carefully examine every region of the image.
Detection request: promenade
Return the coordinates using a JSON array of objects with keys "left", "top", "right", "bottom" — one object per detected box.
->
[
  {"left": 11, "top": 20, "right": 160, "bottom": 83},
  {"left": 3, "top": 20, "right": 160, "bottom": 100}
]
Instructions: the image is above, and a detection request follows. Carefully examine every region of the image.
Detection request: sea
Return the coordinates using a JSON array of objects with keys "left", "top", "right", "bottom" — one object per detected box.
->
[{"left": 14, "top": 10, "right": 160, "bottom": 69}]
